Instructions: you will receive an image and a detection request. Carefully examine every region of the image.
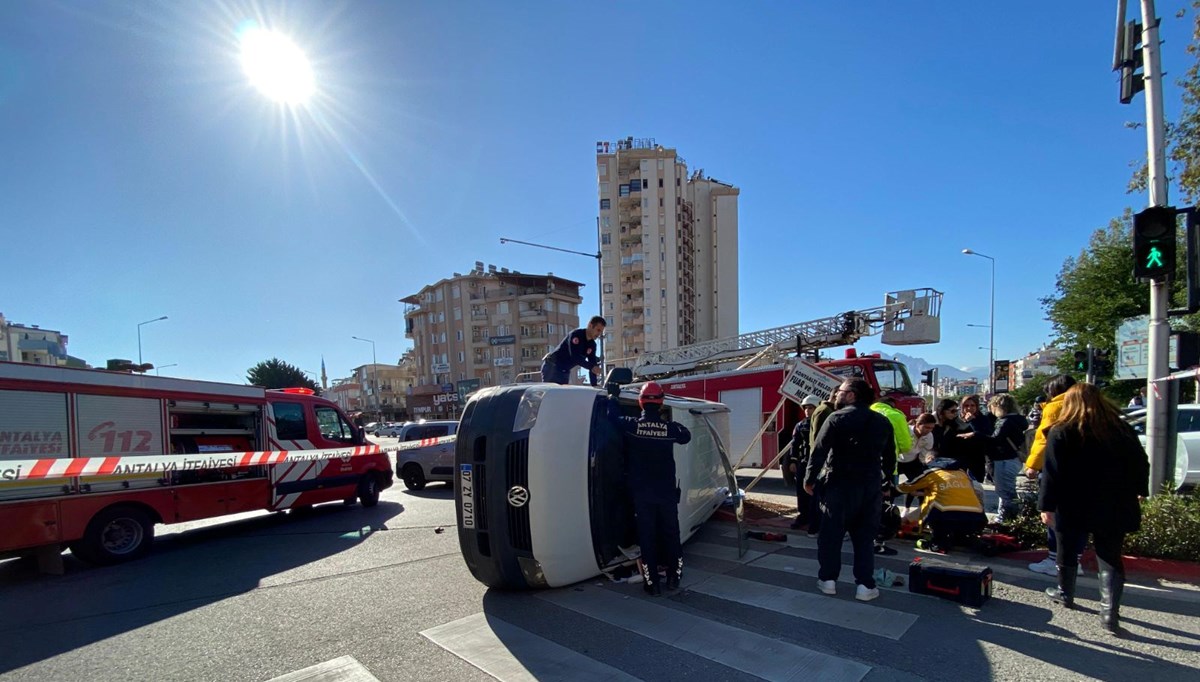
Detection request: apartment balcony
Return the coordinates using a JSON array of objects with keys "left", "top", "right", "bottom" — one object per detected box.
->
[
  {"left": 470, "top": 310, "right": 489, "bottom": 320},
  {"left": 518, "top": 308, "right": 547, "bottom": 320},
  {"left": 519, "top": 333, "right": 547, "bottom": 343}
]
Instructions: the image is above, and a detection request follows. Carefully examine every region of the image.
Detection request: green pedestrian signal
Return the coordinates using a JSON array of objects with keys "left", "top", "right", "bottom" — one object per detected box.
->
[
  {"left": 1133, "top": 206, "right": 1177, "bottom": 280},
  {"left": 1146, "top": 246, "right": 1164, "bottom": 268}
]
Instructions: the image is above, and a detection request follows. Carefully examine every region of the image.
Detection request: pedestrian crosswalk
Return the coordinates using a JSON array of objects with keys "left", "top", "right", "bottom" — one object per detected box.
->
[{"left": 416, "top": 537, "right": 946, "bottom": 681}]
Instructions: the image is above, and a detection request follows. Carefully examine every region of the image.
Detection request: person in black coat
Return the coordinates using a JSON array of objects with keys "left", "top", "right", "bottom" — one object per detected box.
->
[
  {"left": 1039, "top": 383, "right": 1150, "bottom": 635},
  {"left": 931, "top": 399, "right": 969, "bottom": 467},
  {"left": 955, "top": 394, "right": 993, "bottom": 484}
]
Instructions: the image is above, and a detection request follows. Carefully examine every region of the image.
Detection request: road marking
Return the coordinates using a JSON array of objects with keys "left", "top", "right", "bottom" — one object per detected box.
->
[
  {"left": 746, "top": 553, "right": 907, "bottom": 592},
  {"left": 420, "top": 612, "right": 641, "bottom": 682},
  {"left": 685, "top": 570, "right": 918, "bottom": 640},
  {"left": 538, "top": 584, "right": 870, "bottom": 681},
  {"left": 684, "top": 541, "right": 767, "bottom": 564},
  {"left": 267, "top": 655, "right": 380, "bottom": 682}
]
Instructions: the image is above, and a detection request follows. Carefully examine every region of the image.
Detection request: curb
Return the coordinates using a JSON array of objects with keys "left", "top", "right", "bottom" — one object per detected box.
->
[{"left": 714, "top": 508, "right": 1200, "bottom": 583}]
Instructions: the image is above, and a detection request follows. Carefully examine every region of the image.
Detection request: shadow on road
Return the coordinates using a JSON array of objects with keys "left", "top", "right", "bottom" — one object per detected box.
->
[
  {"left": 401, "top": 483, "right": 455, "bottom": 499},
  {"left": 0, "top": 500, "right": 404, "bottom": 675}
]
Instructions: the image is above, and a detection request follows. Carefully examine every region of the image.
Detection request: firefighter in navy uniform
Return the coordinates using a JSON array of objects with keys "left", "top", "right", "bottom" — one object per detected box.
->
[
  {"left": 541, "top": 316, "right": 606, "bottom": 386},
  {"left": 608, "top": 381, "right": 692, "bottom": 595}
]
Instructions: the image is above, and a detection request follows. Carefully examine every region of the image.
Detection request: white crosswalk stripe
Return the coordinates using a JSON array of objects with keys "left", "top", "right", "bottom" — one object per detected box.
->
[
  {"left": 537, "top": 584, "right": 872, "bottom": 682},
  {"left": 685, "top": 569, "right": 918, "bottom": 640},
  {"left": 419, "top": 540, "right": 944, "bottom": 681},
  {"left": 420, "top": 613, "right": 641, "bottom": 682}
]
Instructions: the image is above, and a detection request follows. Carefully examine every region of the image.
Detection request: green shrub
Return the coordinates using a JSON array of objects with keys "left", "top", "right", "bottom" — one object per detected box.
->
[{"left": 1125, "top": 490, "right": 1200, "bottom": 562}]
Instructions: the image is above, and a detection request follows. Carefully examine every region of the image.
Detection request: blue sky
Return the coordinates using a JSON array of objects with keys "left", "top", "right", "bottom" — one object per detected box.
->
[{"left": 1, "top": 1, "right": 1195, "bottom": 383}]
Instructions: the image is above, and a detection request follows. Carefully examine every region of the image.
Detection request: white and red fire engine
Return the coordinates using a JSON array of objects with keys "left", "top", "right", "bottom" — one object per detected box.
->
[
  {"left": 629, "top": 289, "right": 943, "bottom": 467},
  {"left": 0, "top": 362, "right": 393, "bottom": 569}
]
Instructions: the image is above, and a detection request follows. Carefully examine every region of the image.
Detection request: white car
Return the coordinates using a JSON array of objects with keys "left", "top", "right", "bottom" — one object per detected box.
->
[
  {"left": 1125, "top": 405, "right": 1200, "bottom": 490},
  {"left": 454, "top": 380, "right": 736, "bottom": 589}
]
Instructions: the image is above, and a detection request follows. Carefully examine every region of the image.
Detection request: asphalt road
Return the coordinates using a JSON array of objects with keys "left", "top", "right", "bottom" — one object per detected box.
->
[{"left": 1, "top": 448, "right": 1199, "bottom": 681}]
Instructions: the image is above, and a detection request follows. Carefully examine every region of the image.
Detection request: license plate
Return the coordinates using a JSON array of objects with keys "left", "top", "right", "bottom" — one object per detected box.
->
[{"left": 460, "top": 463, "right": 475, "bottom": 529}]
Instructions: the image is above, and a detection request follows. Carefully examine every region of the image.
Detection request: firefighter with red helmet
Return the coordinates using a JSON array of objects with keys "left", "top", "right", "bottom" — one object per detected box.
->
[{"left": 608, "top": 380, "right": 692, "bottom": 595}]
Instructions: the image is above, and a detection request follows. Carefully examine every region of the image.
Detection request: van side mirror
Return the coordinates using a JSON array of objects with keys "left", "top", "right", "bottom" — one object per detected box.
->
[{"left": 605, "top": 367, "right": 633, "bottom": 385}]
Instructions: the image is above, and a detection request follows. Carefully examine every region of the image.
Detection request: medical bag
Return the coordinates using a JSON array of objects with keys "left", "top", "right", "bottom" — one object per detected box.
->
[{"left": 908, "top": 557, "right": 992, "bottom": 607}]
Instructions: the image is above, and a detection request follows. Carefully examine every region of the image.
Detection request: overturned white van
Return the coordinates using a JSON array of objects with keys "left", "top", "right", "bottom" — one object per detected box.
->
[{"left": 455, "top": 382, "right": 737, "bottom": 589}]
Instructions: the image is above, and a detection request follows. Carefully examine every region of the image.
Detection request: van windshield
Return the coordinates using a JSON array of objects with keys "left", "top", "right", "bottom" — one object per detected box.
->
[{"left": 873, "top": 361, "right": 916, "bottom": 395}]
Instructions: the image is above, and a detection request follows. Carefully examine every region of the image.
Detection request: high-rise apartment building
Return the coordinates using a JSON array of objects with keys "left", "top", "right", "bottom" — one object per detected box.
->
[
  {"left": 596, "top": 137, "right": 738, "bottom": 364},
  {"left": 402, "top": 264, "right": 584, "bottom": 405}
]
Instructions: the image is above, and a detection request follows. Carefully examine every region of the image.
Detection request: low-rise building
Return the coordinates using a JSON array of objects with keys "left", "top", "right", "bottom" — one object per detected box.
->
[
  {"left": 1013, "top": 346, "right": 1064, "bottom": 389},
  {"left": 402, "top": 263, "right": 584, "bottom": 399},
  {"left": 0, "top": 313, "right": 70, "bottom": 366}
]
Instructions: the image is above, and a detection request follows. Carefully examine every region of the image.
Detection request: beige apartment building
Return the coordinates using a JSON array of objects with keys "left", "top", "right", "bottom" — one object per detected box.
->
[
  {"left": 0, "top": 313, "right": 71, "bottom": 366},
  {"left": 596, "top": 137, "right": 739, "bottom": 365},
  {"left": 401, "top": 264, "right": 584, "bottom": 407}
]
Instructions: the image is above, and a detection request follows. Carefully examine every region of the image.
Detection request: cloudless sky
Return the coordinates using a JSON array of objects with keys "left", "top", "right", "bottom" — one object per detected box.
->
[{"left": 2, "top": 1, "right": 1195, "bottom": 383}]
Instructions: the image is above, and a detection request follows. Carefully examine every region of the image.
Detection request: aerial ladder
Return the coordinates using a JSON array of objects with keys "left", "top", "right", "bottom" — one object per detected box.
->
[{"left": 630, "top": 288, "right": 944, "bottom": 379}]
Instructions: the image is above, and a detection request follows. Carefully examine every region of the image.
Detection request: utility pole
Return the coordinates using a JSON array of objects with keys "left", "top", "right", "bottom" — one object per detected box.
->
[
  {"left": 499, "top": 236, "right": 606, "bottom": 380},
  {"left": 1118, "top": 0, "right": 1171, "bottom": 493}
]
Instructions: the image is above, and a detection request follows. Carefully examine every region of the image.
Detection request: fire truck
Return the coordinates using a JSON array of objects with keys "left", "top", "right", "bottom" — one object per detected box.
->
[
  {"left": 0, "top": 362, "right": 393, "bottom": 569},
  {"left": 628, "top": 289, "right": 943, "bottom": 467}
]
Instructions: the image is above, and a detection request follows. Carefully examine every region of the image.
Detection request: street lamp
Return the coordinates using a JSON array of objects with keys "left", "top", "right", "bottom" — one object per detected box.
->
[
  {"left": 500, "top": 235, "right": 605, "bottom": 380},
  {"left": 137, "top": 316, "right": 168, "bottom": 365},
  {"left": 155, "top": 363, "right": 177, "bottom": 376},
  {"left": 352, "top": 336, "right": 378, "bottom": 421},
  {"left": 962, "top": 249, "right": 995, "bottom": 393}
]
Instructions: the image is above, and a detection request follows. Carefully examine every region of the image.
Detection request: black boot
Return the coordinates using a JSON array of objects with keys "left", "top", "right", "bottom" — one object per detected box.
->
[
  {"left": 1045, "top": 563, "right": 1077, "bottom": 609},
  {"left": 666, "top": 558, "right": 683, "bottom": 591},
  {"left": 643, "top": 581, "right": 662, "bottom": 597},
  {"left": 1099, "top": 567, "right": 1125, "bottom": 635}
]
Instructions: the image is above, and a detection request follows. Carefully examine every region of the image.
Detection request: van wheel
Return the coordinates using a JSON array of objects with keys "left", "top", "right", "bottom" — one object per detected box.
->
[
  {"left": 69, "top": 506, "right": 155, "bottom": 565},
  {"left": 358, "top": 473, "right": 382, "bottom": 507},
  {"left": 402, "top": 464, "right": 427, "bottom": 491}
]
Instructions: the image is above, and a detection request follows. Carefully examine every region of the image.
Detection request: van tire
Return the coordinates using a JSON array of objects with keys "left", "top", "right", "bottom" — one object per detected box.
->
[
  {"left": 69, "top": 506, "right": 155, "bottom": 565},
  {"left": 358, "top": 473, "right": 382, "bottom": 507},
  {"left": 401, "top": 463, "right": 427, "bottom": 491}
]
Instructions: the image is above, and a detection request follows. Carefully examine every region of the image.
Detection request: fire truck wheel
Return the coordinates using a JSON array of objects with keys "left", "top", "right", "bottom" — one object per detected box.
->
[
  {"left": 358, "top": 473, "right": 382, "bottom": 508},
  {"left": 70, "top": 506, "right": 155, "bottom": 565},
  {"left": 401, "top": 463, "right": 427, "bottom": 491}
]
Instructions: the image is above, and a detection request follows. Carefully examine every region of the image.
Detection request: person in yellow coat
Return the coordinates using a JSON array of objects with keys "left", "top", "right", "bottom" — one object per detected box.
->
[
  {"left": 897, "top": 459, "right": 987, "bottom": 553},
  {"left": 1022, "top": 374, "right": 1080, "bottom": 576}
]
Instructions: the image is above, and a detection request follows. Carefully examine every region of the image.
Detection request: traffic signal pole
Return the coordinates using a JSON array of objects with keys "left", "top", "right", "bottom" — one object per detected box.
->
[{"left": 1140, "top": 0, "right": 1172, "bottom": 494}]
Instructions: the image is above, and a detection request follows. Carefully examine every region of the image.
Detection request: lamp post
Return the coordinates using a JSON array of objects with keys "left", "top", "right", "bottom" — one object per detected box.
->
[
  {"left": 155, "top": 363, "right": 177, "bottom": 376},
  {"left": 962, "top": 249, "right": 995, "bottom": 394},
  {"left": 500, "top": 235, "right": 605, "bottom": 380},
  {"left": 137, "top": 316, "right": 168, "bottom": 365},
  {"left": 352, "top": 336, "right": 378, "bottom": 421}
]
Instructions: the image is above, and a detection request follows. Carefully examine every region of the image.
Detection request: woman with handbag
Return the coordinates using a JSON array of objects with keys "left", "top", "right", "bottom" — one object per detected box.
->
[{"left": 1039, "top": 383, "right": 1150, "bottom": 635}]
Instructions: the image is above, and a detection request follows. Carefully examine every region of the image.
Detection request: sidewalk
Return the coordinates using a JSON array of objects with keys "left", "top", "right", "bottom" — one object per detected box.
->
[{"left": 728, "top": 466, "right": 1200, "bottom": 586}]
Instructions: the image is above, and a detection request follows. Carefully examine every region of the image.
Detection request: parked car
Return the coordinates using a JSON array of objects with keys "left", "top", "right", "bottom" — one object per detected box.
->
[
  {"left": 454, "top": 379, "right": 736, "bottom": 589},
  {"left": 1125, "top": 404, "right": 1200, "bottom": 490},
  {"left": 393, "top": 420, "right": 460, "bottom": 489},
  {"left": 396, "top": 437, "right": 456, "bottom": 490},
  {"left": 373, "top": 421, "right": 402, "bottom": 437}
]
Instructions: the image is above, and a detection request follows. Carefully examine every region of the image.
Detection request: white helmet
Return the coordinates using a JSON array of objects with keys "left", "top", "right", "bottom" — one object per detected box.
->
[{"left": 801, "top": 395, "right": 820, "bottom": 408}]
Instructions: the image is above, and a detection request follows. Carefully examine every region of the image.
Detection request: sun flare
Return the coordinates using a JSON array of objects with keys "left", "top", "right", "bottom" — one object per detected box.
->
[{"left": 238, "top": 26, "right": 315, "bottom": 104}]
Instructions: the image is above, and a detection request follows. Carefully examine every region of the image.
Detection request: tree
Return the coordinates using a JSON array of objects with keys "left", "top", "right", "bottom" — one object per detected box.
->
[
  {"left": 1009, "top": 374, "right": 1052, "bottom": 412},
  {"left": 246, "top": 358, "right": 319, "bottom": 392}
]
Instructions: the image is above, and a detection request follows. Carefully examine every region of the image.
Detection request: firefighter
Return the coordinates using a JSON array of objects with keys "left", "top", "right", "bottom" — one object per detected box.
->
[
  {"left": 542, "top": 316, "right": 606, "bottom": 386},
  {"left": 608, "top": 380, "right": 692, "bottom": 595}
]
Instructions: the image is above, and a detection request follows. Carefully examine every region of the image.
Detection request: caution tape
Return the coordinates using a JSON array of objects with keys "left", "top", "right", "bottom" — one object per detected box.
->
[{"left": 0, "top": 435, "right": 457, "bottom": 483}]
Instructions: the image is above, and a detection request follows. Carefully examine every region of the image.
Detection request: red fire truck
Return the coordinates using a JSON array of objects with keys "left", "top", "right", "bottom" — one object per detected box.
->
[
  {"left": 657, "top": 350, "right": 925, "bottom": 467},
  {"left": 631, "top": 289, "right": 943, "bottom": 467},
  {"left": 0, "top": 362, "right": 393, "bottom": 568}
]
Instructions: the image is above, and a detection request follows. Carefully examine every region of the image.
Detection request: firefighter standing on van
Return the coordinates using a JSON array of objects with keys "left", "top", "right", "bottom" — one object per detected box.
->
[
  {"left": 608, "top": 381, "right": 692, "bottom": 596},
  {"left": 541, "top": 316, "right": 606, "bottom": 386}
]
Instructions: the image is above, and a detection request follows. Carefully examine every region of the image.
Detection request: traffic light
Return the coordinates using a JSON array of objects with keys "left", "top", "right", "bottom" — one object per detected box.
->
[
  {"left": 1091, "top": 348, "right": 1112, "bottom": 377},
  {"left": 1133, "top": 206, "right": 1177, "bottom": 281},
  {"left": 1073, "top": 350, "right": 1088, "bottom": 372},
  {"left": 920, "top": 368, "right": 937, "bottom": 387},
  {"left": 1116, "top": 20, "right": 1145, "bottom": 104}
]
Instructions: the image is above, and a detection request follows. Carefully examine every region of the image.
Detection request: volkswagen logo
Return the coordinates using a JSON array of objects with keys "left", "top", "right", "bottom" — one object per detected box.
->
[{"left": 507, "top": 485, "right": 530, "bottom": 508}]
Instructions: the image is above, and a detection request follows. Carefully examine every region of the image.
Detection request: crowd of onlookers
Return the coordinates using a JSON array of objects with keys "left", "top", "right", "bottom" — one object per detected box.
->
[{"left": 781, "top": 375, "right": 1149, "bottom": 635}]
